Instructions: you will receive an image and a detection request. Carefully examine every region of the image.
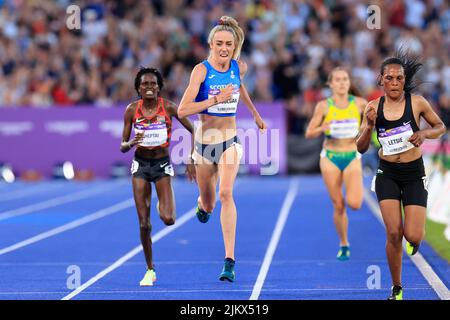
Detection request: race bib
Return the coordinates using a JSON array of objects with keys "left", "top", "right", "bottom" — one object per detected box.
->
[
  {"left": 329, "top": 119, "right": 359, "bottom": 139},
  {"left": 207, "top": 93, "right": 240, "bottom": 114},
  {"left": 378, "top": 123, "right": 414, "bottom": 156},
  {"left": 134, "top": 123, "right": 168, "bottom": 147}
]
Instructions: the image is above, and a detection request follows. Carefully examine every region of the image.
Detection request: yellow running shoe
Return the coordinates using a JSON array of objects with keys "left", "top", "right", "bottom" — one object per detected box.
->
[
  {"left": 139, "top": 269, "right": 157, "bottom": 286},
  {"left": 406, "top": 242, "right": 419, "bottom": 256},
  {"left": 387, "top": 285, "right": 403, "bottom": 300}
]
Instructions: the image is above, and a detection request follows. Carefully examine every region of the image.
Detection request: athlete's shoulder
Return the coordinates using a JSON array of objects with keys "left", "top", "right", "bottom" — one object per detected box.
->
[
  {"left": 125, "top": 100, "right": 139, "bottom": 112},
  {"left": 161, "top": 97, "right": 176, "bottom": 106},
  {"left": 410, "top": 94, "right": 428, "bottom": 104},
  {"left": 193, "top": 62, "right": 207, "bottom": 73},
  {"left": 161, "top": 98, "right": 178, "bottom": 114},
  {"left": 236, "top": 59, "right": 247, "bottom": 75},
  {"left": 123, "top": 100, "right": 139, "bottom": 120},
  {"left": 411, "top": 94, "right": 432, "bottom": 112},
  {"left": 354, "top": 96, "right": 368, "bottom": 105},
  {"left": 317, "top": 98, "right": 329, "bottom": 108},
  {"left": 190, "top": 62, "right": 208, "bottom": 80},
  {"left": 354, "top": 96, "right": 368, "bottom": 112},
  {"left": 236, "top": 59, "right": 247, "bottom": 69},
  {"left": 315, "top": 99, "right": 329, "bottom": 113},
  {"left": 365, "top": 97, "right": 380, "bottom": 112}
]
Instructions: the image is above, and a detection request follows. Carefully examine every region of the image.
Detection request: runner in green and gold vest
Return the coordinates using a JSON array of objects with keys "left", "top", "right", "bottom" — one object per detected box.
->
[{"left": 306, "top": 67, "right": 368, "bottom": 261}]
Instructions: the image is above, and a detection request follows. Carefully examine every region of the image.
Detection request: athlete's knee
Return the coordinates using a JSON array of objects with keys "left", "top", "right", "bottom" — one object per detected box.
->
[
  {"left": 199, "top": 196, "right": 215, "bottom": 212},
  {"left": 219, "top": 187, "right": 234, "bottom": 204},
  {"left": 332, "top": 198, "right": 345, "bottom": 214},
  {"left": 158, "top": 203, "right": 175, "bottom": 225},
  {"left": 203, "top": 203, "right": 215, "bottom": 213},
  {"left": 139, "top": 219, "right": 151, "bottom": 232},
  {"left": 159, "top": 209, "right": 175, "bottom": 226},
  {"left": 386, "top": 228, "right": 403, "bottom": 244},
  {"left": 404, "top": 230, "right": 424, "bottom": 245},
  {"left": 160, "top": 215, "right": 175, "bottom": 226},
  {"left": 346, "top": 196, "right": 362, "bottom": 210}
]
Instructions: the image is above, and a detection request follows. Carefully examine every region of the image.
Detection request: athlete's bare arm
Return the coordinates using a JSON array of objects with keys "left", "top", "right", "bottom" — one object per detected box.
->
[
  {"left": 237, "top": 60, "right": 267, "bottom": 132},
  {"left": 355, "top": 96, "right": 369, "bottom": 116},
  {"left": 408, "top": 95, "right": 446, "bottom": 147},
  {"left": 305, "top": 100, "right": 328, "bottom": 139},
  {"left": 120, "top": 102, "right": 143, "bottom": 153},
  {"left": 356, "top": 99, "right": 379, "bottom": 153},
  {"left": 178, "top": 63, "right": 233, "bottom": 118},
  {"left": 166, "top": 101, "right": 196, "bottom": 181}
]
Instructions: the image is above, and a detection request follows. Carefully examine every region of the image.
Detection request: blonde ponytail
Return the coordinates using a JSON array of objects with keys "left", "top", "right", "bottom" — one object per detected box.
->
[{"left": 207, "top": 16, "right": 245, "bottom": 60}]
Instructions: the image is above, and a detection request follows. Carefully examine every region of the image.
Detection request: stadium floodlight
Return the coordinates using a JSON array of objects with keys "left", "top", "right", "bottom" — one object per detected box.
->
[
  {"left": 53, "top": 161, "right": 75, "bottom": 180},
  {"left": 63, "top": 161, "right": 75, "bottom": 180},
  {"left": 0, "top": 163, "right": 15, "bottom": 183}
]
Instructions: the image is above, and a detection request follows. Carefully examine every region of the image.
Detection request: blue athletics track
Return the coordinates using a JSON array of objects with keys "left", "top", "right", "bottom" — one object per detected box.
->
[{"left": 0, "top": 175, "right": 448, "bottom": 301}]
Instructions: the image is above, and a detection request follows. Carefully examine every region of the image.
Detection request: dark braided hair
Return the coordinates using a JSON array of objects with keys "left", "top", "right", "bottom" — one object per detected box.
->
[
  {"left": 134, "top": 67, "right": 164, "bottom": 97},
  {"left": 378, "top": 47, "right": 423, "bottom": 93}
]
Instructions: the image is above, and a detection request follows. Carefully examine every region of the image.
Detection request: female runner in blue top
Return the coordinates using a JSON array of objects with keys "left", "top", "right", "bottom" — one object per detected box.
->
[{"left": 178, "top": 16, "right": 267, "bottom": 282}]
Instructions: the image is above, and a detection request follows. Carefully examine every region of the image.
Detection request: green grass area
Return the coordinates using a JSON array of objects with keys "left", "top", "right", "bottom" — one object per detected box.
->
[
  {"left": 424, "top": 153, "right": 450, "bottom": 262},
  {"left": 425, "top": 218, "right": 450, "bottom": 262}
]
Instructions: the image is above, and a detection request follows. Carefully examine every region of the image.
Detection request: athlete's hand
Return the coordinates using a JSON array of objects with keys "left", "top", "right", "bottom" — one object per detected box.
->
[
  {"left": 185, "top": 162, "right": 196, "bottom": 183},
  {"left": 217, "top": 84, "right": 234, "bottom": 103},
  {"left": 255, "top": 114, "right": 267, "bottom": 133},
  {"left": 130, "top": 132, "right": 144, "bottom": 147},
  {"left": 408, "top": 130, "right": 426, "bottom": 147},
  {"left": 365, "top": 105, "right": 377, "bottom": 129},
  {"left": 321, "top": 121, "right": 330, "bottom": 133}
]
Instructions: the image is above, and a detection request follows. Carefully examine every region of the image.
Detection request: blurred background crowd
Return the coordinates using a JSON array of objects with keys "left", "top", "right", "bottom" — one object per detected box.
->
[{"left": 0, "top": 0, "right": 449, "bottom": 134}]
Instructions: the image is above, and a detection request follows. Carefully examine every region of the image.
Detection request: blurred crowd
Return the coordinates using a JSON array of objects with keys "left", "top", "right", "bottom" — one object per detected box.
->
[{"left": 0, "top": 0, "right": 449, "bottom": 133}]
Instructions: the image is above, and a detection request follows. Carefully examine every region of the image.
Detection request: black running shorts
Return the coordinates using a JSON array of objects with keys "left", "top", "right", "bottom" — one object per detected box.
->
[
  {"left": 373, "top": 157, "right": 428, "bottom": 207},
  {"left": 131, "top": 155, "right": 174, "bottom": 183}
]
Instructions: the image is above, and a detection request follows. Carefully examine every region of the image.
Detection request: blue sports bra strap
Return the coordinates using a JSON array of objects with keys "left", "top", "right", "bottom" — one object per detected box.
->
[
  {"left": 232, "top": 59, "right": 239, "bottom": 73},
  {"left": 203, "top": 60, "right": 211, "bottom": 72}
]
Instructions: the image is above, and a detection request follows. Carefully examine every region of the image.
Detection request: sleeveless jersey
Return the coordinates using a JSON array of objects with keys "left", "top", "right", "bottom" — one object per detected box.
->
[
  {"left": 195, "top": 59, "right": 241, "bottom": 117},
  {"left": 133, "top": 97, "right": 172, "bottom": 149},
  {"left": 375, "top": 93, "right": 419, "bottom": 156},
  {"left": 324, "top": 95, "right": 361, "bottom": 139}
]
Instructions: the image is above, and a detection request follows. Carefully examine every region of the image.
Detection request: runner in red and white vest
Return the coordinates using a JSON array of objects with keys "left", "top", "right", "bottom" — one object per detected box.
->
[{"left": 120, "top": 67, "right": 196, "bottom": 287}]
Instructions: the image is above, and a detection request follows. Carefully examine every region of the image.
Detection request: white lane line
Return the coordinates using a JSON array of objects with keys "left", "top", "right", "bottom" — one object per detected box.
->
[
  {"left": 0, "top": 183, "right": 63, "bottom": 202},
  {"left": 3, "top": 287, "right": 437, "bottom": 296},
  {"left": 364, "top": 188, "right": 450, "bottom": 300},
  {"left": 0, "top": 198, "right": 135, "bottom": 256},
  {"left": 0, "top": 258, "right": 392, "bottom": 267},
  {"left": 0, "top": 182, "right": 126, "bottom": 222},
  {"left": 61, "top": 206, "right": 198, "bottom": 300},
  {"left": 249, "top": 178, "right": 300, "bottom": 301}
]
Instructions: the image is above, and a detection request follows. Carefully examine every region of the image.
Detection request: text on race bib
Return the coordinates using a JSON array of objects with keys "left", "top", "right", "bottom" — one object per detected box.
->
[
  {"left": 378, "top": 123, "right": 414, "bottom": 156},
  {"left": 207, "top": 92, "right": 240, "bottom": 114},
  {"left": 329, "top": 119, "right": 359, "bottom": 139},
  {"left": 134, "top": 122, "right": 168, "bottom": 147}
]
